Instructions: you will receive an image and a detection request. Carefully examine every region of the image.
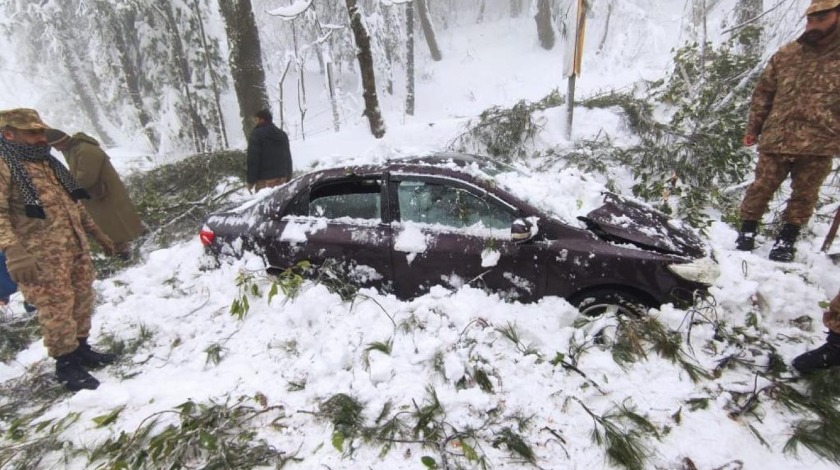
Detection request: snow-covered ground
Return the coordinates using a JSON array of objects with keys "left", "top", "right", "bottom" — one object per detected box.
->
[{"left": 3, "top": 1, "right": 840, "bottom": 469}]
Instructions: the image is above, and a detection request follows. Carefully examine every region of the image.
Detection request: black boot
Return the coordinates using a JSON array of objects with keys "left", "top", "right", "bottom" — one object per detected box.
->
[
  {"left": 75, "top": 338, "right": 117, "bottom": 369},
  {"left": 769, "top": 223, "right": 801, "bottom": 262},
  {"left": 792, "top": 333, "right": 840, "bottom": 373},
  {"left": 56, "top": 350, "right": 100, "bottom": 391},
  {"left": 735, "top": 220, "right": 758, "bottom": 251}
]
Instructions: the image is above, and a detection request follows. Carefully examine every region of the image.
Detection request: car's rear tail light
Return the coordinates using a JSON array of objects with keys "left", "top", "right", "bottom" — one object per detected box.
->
[{"left": 199, "top": 225, "right": 215, "bottom": 246}]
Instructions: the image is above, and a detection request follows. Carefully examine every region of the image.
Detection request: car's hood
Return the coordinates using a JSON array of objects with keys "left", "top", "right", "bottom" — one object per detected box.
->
[{"left": 577, "top": 193, "right": 706, "bottom": 258}]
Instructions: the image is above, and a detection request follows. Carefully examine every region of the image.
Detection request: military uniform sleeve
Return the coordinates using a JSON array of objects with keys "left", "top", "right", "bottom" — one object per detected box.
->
[
  {"left": 77, "top": 201, "right": 100, "bottom": 234},
  {"left": 0, "top": 161, "right": 20, "bottom": 250},
  {"left": 746, "top": 55, "right": 778, "bottom": 137},
  {"left": 72, "top": 145, "right": 107, "bottom": 190}
]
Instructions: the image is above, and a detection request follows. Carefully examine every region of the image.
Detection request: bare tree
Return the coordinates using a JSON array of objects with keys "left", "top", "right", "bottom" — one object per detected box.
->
[
  {"left": 406, "top": 0, "right": 415, "bottom": 116},
  {"left": 415, "top": 0, "right": 442, "bottom": 61},
  {"left": 535, "top": 0, "right": 555, "bottom": 49},
  {"left": 346, "top": 0, "right": 386, "bottom": 138},
  {"left": 217, "top": 0, "right": 270, "bottom": 141},
  {"left": 192, "top": 0, "right": 228, "bottom": 148},
  {"left": 598, "top": 1, "right": 614, "bottom": 54},
  {"left": 93, "top": 1, "right": 159, "bottom": 151},
  {"left": 736, "top": 0, "right": 763, "bottom": 56},
  {"left": 153, "top": 0, "right": 209, "bottom": 153},
  {"left": 510, "top": 0, "right": 523, "bottom": 17}
]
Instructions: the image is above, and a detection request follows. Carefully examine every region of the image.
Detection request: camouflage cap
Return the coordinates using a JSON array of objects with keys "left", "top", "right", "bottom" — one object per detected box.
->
[
  {"left": 807, "top": 0, "right": 840, "bottom": 15},
  {"left": 0, "top": 108, "right": 47, "bottom": 130}
]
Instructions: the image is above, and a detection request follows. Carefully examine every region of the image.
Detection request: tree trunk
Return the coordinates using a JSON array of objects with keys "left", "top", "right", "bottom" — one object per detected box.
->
[
  {"left": 326, "top": 60, "right": 341, "bottom": 132},
  {"left": 415, "top": 0, "right": 442, "bottom": 61},
  {"left": 278, "top": 58, "right": 293, "bottom": 129},
  {"left": 103, "top": 3, "right": 160, "bottom": 152},
  {"left": 297, "top": 59, "right": 307, "bottom": 140},
  {"left": 598, "top": 1, "right": 614, "bottom": 54},
  {"left": 154, "top": 1, "right": 208, "bottom": 153},
  {"left": 535, "top": 0, "right": 555, "bottom": 50},
  {"left": 510, "top": 0, "right": 523, "bottom": 18},
  {"left": 736, "top": 0, "right": 763, "bottom": 56},
  {"left": 60, "top": 52, "right": 116, "bottom": 147},
  {"left": 192, "top": 0, "right": 228, "bottom": 149},
  {"left": 52, "top": 11, "right": 115, "bottom": 146},
  {"left": 346, "top": 0, "right": 386, "bottom": 138},
  {"left": 477, "top": 0, "right": 486, "bottom": 23},
  {"left": 217, "top": 0, "right": 270, "bottom": 141},
  {"left": 406, "top": 0, "right": 415, "bottom": 116},
  {"left": 689, "top": 0, "right": 707, "bottom": 44}
]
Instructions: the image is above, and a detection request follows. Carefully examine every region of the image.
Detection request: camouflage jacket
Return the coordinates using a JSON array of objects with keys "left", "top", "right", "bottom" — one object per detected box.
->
[
  {"left": 0, "top": 158, "right": 98, "bottom": 256},
  {"left": 746, "top": 32, "right": 840, "bottom": 156}
]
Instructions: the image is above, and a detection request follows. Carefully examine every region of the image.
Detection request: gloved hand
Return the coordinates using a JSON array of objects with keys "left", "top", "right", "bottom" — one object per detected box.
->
[{"left": 5, "top": 243, "right": 39, "bottom": 284}]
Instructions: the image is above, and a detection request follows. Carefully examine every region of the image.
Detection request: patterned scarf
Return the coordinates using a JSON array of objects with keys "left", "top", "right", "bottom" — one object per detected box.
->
[{"left": 0, "top": 137, "right": 89, "bottom": 219}]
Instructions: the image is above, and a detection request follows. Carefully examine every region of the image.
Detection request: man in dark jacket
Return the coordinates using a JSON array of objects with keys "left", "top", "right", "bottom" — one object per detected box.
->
[
  {"left": 734, "top": 0, "right": 840, "bottom": 262},
  {"left": 246, "top": 109, "right": 292, "bottom": 192}
]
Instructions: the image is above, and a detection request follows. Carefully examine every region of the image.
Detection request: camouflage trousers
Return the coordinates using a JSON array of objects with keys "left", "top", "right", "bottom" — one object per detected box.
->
[
  {"left": 17, "top": 241, "right": 95, "bottom": 357},
  {"left": 740, "top": 152, "right": 833, "bottom": 226},
  {"left": 825, "top": 291, "right": 840, "bottom": 335},
  {"left": 254, "top": 177, "right": 288, "bottom": 191}
]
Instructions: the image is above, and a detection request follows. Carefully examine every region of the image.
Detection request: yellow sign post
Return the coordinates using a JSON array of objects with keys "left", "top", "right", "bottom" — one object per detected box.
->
[{"left": 563, "top": 0, "right": 587, "bottom": 139}]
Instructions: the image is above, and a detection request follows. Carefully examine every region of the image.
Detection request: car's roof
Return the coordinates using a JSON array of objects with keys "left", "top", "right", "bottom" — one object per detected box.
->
[{"left": 303, "top": 152, "right": 523, "bottom": 182}]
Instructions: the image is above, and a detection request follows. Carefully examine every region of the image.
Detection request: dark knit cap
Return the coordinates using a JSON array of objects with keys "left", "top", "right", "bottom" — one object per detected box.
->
[{"left": 45, "top": 129, "right": 70, "bottom": 146}]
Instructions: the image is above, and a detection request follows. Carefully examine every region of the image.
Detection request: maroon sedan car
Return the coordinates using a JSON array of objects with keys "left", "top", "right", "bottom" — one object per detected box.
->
[{"left": 200, "top": 154, "right": 718, "bottom": 316}]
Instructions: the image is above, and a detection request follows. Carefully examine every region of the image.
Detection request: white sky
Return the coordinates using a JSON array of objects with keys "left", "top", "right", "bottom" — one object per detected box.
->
[{"left": 3, "top": 1, "right": 839, "bottom": 468}]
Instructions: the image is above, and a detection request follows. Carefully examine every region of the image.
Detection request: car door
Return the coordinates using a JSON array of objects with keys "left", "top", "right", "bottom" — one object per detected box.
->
[
  {"left": 261, "top": 177, "right": 394, "bottom": 293},
  {"left": 389, "top": 176, "right": 544, "bottom": 302}
]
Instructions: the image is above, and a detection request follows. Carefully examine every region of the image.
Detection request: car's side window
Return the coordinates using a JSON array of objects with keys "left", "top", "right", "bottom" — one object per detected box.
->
[
  {"left": 309, "top": 179, "right": 382, "bottom": 221},
  {"left": 397, "top": 180, "right": 514, "bottom": 230}
]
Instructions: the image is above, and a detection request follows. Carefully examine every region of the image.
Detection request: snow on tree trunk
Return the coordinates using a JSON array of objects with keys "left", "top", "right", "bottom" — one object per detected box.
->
[
  {"left": 326, "top": 59, "right": 341, "bottom": 132},
  {"left": 217, "top": 0, "right": 270, "bottom": 141},
  {"left": 535, "top": 0, "right": 555, "bottom": 50},
  {"left": 154, "top": 0, "right": 209, "bottom": 154},
  {"left": 60, "top": 52, "right": 116, "bottom": 147},
  {"left": 598, "top": 1, "right": 614, "bottom": 55},
  {"left": 736, "top": 0, "right": 763, "bottom": 56},
  {"left": 101, "top": 3, "right": 161, "bottom": 152},
  {"left": 192, "top": 0, "right": 228, "bottom": 148},
  {"left": 278, "top": 58, "right": 293, "bottom": 130},
  {"left": 510, "top": 0, "right": 523, "bottom": 18},
  {"left": 415, "top": 0, "right": 442, "bottom": 61},
  {"left": 406, "top": 0, "right": 416, "bottom": 116},
  {"left": 51, "top": 8, "right": 116, "bottom": 147},
  {"left": 689, "top": 0, "right": 707, "bottom": 45},
  {"left": 346, "top": 0, "right": 386, "bottom": 139}
]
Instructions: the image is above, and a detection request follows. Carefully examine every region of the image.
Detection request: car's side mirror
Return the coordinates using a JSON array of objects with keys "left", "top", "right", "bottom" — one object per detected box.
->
[{"left": 511, "top": 218, "right": 536, "bottom": 243}]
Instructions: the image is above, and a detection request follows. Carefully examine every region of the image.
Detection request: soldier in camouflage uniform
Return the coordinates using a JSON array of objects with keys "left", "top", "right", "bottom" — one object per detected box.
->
[
  {"left": 792, "top": 291, "right": 840, "bottom": 372},
  {"left": 736, "top": 0, "right": 840, "bottom": 262},
  {"left": 0, "top": 108, "right": 118, "bottom": 391}
]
